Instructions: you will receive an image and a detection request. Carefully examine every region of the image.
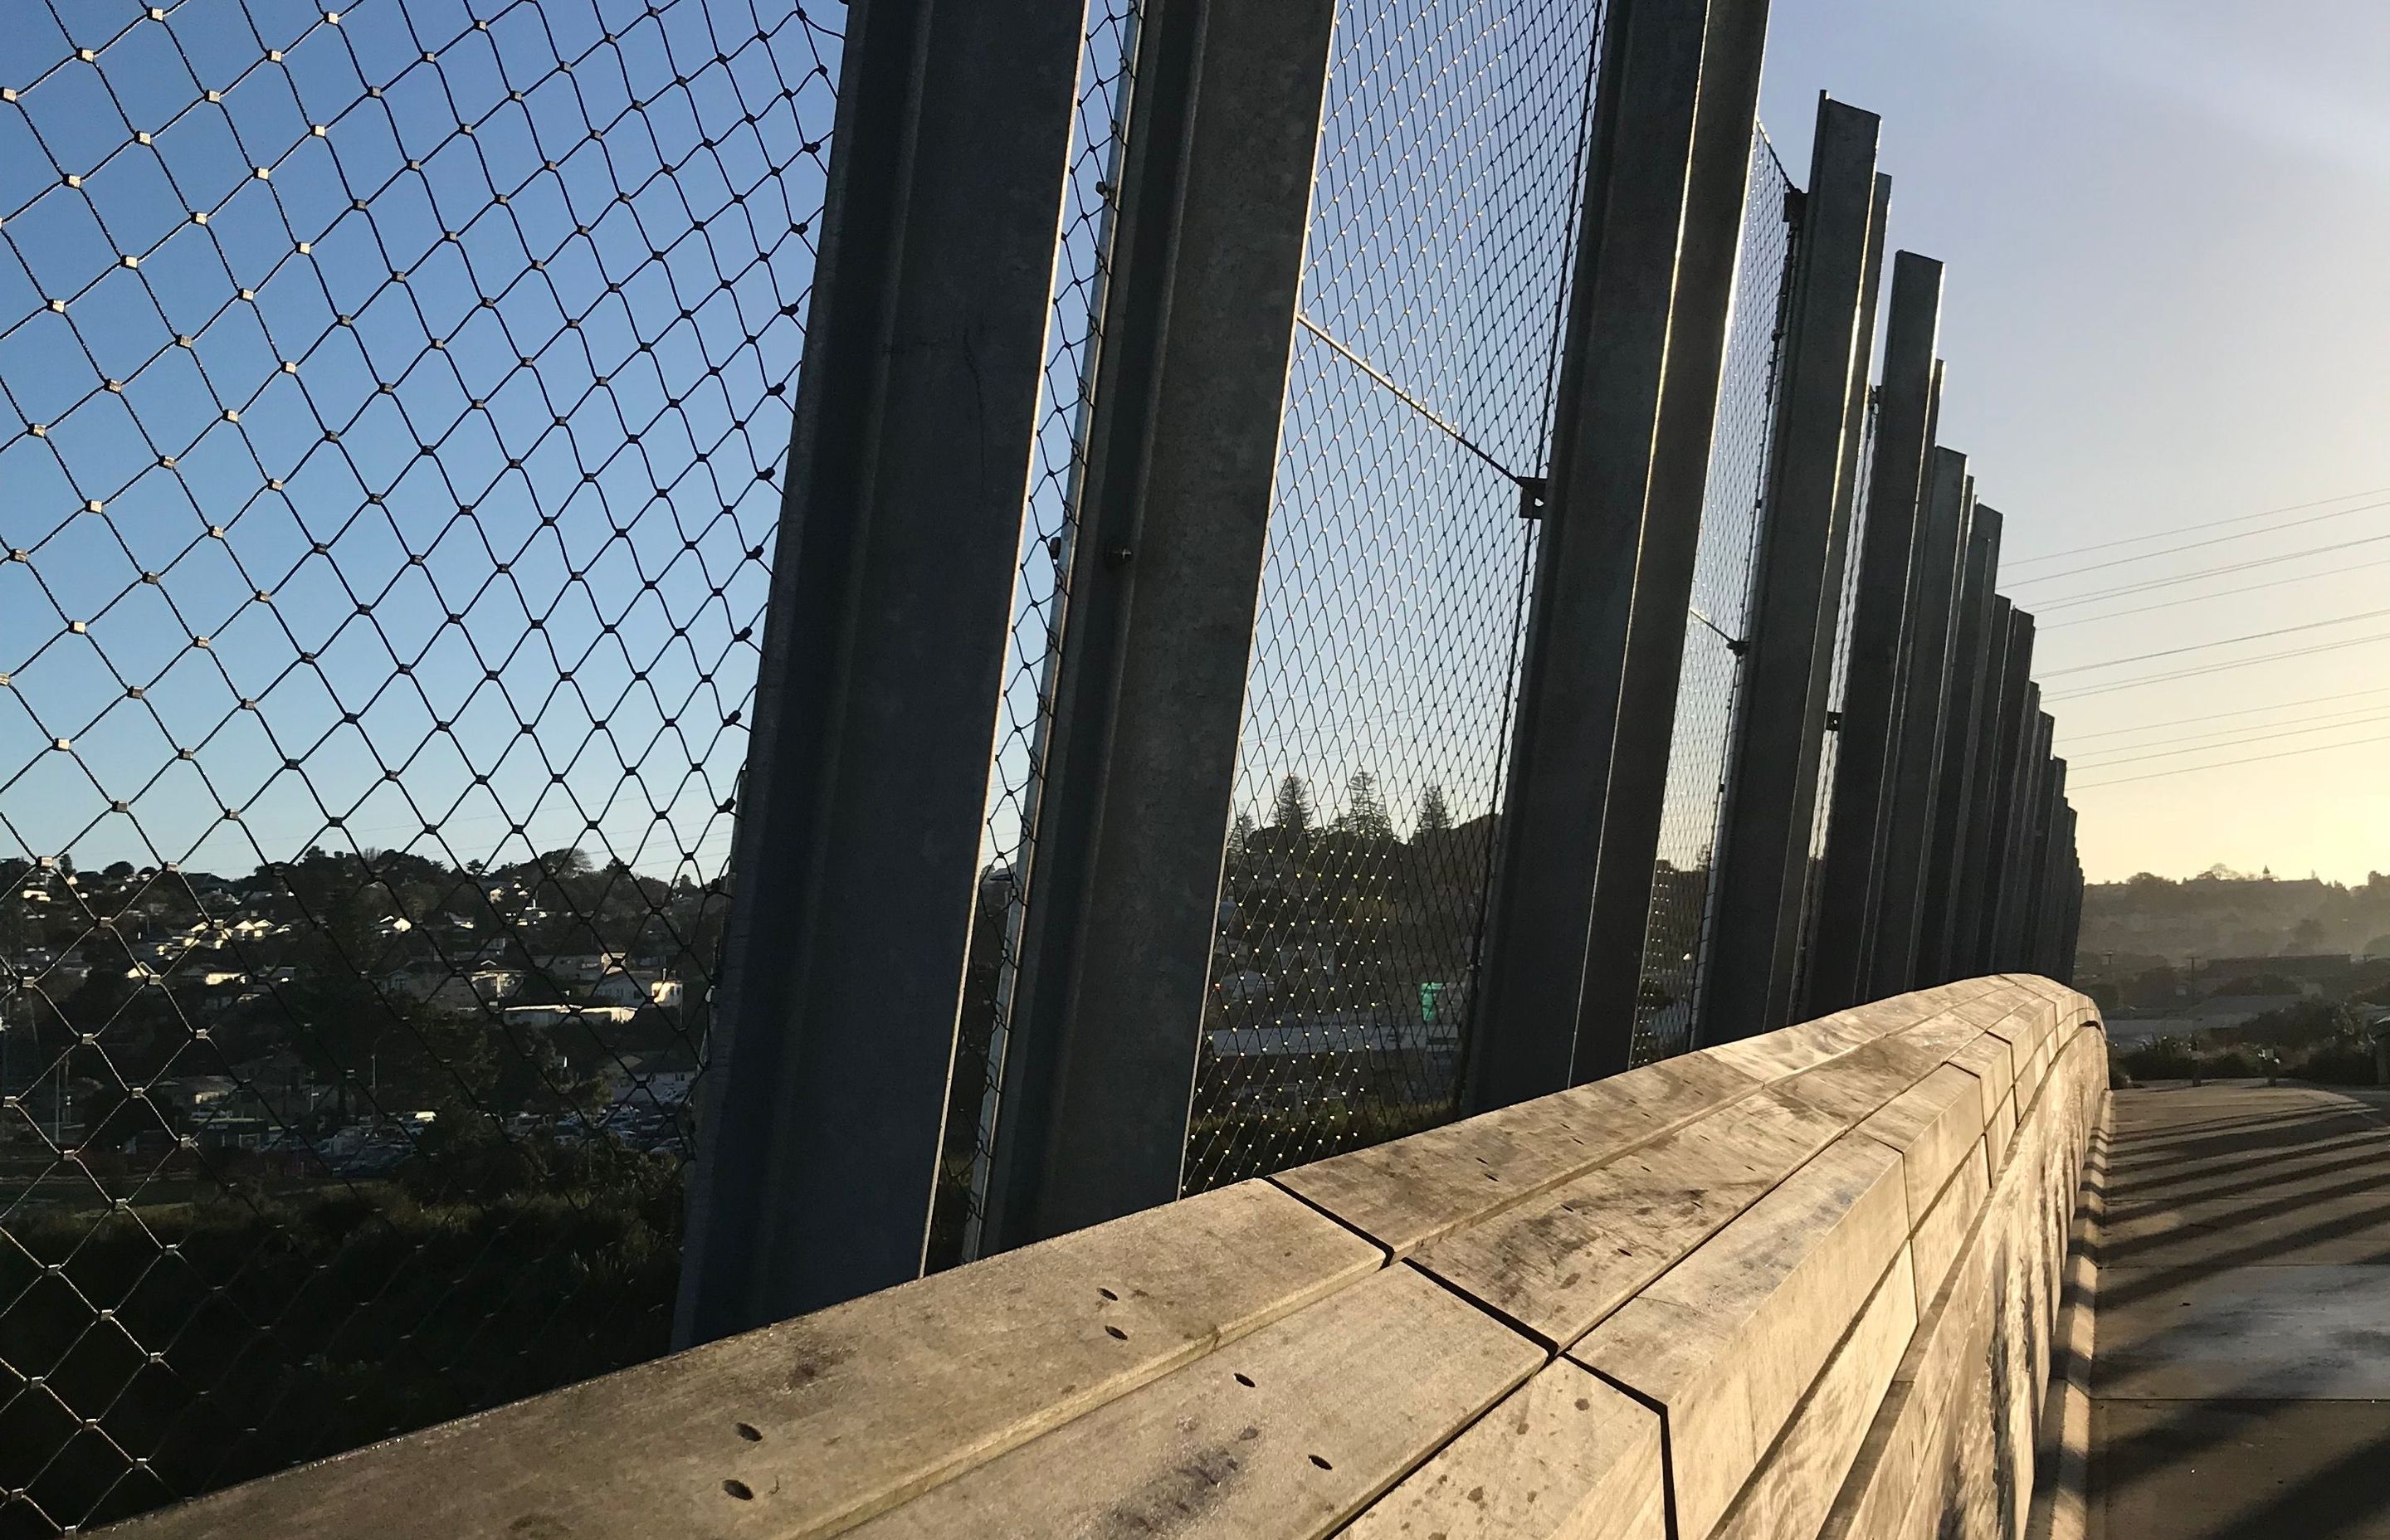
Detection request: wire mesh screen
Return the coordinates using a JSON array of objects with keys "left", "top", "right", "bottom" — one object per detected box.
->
[
  {"left": 928, "top": 3, "right": 1139, "bottom": 1270},
  {"left": 1627, "top": 132, "right": 1798, "bottom": 1065},
  {"left": 1788, "top": 397, "right": 1878, "bottom": 1010},
  {"left": 1183, "top": 0, "right": 1603, "bottom": 1192},
  {"left": 0, "top": 2, "right": 834, "bottom": 1530}
]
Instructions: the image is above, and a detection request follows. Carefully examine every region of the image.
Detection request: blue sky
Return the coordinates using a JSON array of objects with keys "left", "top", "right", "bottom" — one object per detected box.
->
[
  {"left": 12, "top": 0, "right": 2382, "bottom": 896},
  {"left": 1762, "top": 0, "right": 2390, "bottom": 881},
  {"left": 2, "top": 0, "right": 835, "bottom": 885}
]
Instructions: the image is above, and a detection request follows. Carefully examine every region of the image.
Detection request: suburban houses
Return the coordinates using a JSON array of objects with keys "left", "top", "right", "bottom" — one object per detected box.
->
[{"left": 0, "top": 847, "right": 714, "bottom": 1163}]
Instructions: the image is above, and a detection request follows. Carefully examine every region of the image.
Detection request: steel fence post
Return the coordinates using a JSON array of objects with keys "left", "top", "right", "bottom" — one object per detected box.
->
[
  {"left": 1963, "top": 607, "right": 2035, "bottom": 974},
  {"left": 1986, "top": 692, "right": 2038, "bottom": 971},
  {"left": 1916, "top": 504, "right": 2002, "bottom": 984},
  {"left": 1866, "top": 446, "right": 1969, "bottom": 995},
  {"left": 2060, "top": 840, "right": 2085, "bottom": 983},
  {"left": 2036, "top": 802, "right": 2072, "bottom": 975},
  {"left": 676, "top": 0, "right": 1088, "bottom": 1341},
  {"left": 1994, "top": 707, "right": 2054, "bottom": 969},
  {"left": 1773, "top": 171, "right": 1892, "bottom": 1019},
  {"left": 1802, "top": 251, "right": 1941, "bottom": 1014},
  {"left": 1465, "top": 0, "right": 1772, "bottom": 1109},
  {"left": 2023, "top": 762, "right": 2069, "bottom": 974},
  {"left": 1999, "top": 695, "right": 2049, "bottom": 969},
  {"left": 2018, "top": 764, "right": 2049, "bottom": 974},
  {"left": 1563, "top": 0, "right": 1778, "bottom": 1080},
  {"left": 1699, "top": 97, "right": 1880, "bottom": 1045},
  {"left": 1944, "top": 593, "right": 2009, "bottom": 978},
  {"left": 976, "top": 0, "right": 1339, "bottom": 1249}
]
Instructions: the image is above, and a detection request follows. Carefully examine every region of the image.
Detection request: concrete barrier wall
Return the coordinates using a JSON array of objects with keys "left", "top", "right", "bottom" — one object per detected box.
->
[{"left": 108, "top": 976, "right": 2106, "bottom": 1540}]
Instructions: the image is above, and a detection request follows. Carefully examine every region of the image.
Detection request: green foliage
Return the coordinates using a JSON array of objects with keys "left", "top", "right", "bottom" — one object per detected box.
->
[
  {"left": 2207, "top": 972, "right": 2305, "bottom": 998},
  {"left": 2083, "top": 868, "right": 2390, "bottom": 964},
  {"left": 0, "top": 841, "right": 726, "bottom": 1533},
  {"left": 2118, "top": 1021, "right": 2381, "bottom": 1088},
  {"left": 1270, "top": 773, "right": 1314, "bottom": 835},
  {"left": 1339, "top": 772, "right": 1394, "bottom": 842},
  {"left": 1185, "top": 1092, "right": 1452, "bottom": 1192},
  {"left": 0, "top": 1158, "right": 682, "bottom": 1537},
  {"left": 2217, "top": 999, "right": 2363, "bottom": 1050}
]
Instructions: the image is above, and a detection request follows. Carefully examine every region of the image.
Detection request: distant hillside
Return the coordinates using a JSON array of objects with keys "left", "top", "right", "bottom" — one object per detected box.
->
[{"left": 2080, "top": 867, "right": 2390, "bottom": 966}]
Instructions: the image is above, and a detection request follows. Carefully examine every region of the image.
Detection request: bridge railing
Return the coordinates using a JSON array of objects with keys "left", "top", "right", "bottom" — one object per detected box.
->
[
  {"left": 108, "top": 975, "right": 2106, "bottom": 1540},
  {"left": 4, "top": 0, "right": 2091, "bottom": 1525}
]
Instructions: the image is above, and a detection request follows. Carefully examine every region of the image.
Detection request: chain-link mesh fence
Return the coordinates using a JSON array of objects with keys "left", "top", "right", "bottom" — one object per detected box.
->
[
  {"left": 1182, "top": 0, "right": 1604, "bottom": 1192},
  {"left": 1628, "top": 132, "right": 1798, "bottom": 1065},
  {"left": 0, "top": 1, "right": 834, "bottom": 1529},
  {"left": 0, "top": 0, "right": 1857, "bottom": 1523}
]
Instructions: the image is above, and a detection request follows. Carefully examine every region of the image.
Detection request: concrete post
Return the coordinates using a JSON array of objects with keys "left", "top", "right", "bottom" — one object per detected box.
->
[
  {"left": 978, "top": 0, "right": 1339, "bottom": 1250},
  {"left": 1466, "top": 0, "right": 1773, "bottom": 1110},
  {"left": 1700, "top": 97, "right": 1882, "bottom": 1045},
  {"left": 1802, "top": 252, "right": 1942, "bottom": 1015},
  {"left": 677, "top": 0, "right": 1088, "bottom": 1341},
  {"left": 1917, "top": 505, "right": 2002, "bottom": 984},
  {"left": 1867, "top": 446, "right": 1970, "bottom": 996}
]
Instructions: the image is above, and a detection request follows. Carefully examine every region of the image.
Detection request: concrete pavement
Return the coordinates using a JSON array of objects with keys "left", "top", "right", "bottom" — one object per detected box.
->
[{"left": 2092, "top": 1084, "right": 2390, "bottom": 1538}]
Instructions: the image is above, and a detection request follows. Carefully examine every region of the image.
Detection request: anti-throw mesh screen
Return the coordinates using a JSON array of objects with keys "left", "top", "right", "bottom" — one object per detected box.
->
[
  {"left": 0, "top": 2, "right": 832, "bottom": 1529},
  {"left": 1629, "top": 132, "right": 1798, "bottom": 1065},
  {"left": 1184, "top": 0, "right": 1604, "bottom": 1192}
]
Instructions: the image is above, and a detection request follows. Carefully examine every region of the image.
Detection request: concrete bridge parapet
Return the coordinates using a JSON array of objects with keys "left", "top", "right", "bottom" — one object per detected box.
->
[{"left": 103, "top": 975, "right": 2107, "bottom": 1540}]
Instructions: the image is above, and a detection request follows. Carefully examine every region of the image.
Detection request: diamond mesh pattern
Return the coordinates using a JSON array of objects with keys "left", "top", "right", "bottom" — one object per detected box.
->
[
  {"left": 0, "top": 0, "right": 1846, "bottom": 1522},
  {"left": 1185, "top": 0, "right": 1604, "bottom": 1192},
  {"left": 0, "top": 0, "right": 833, "bottom": 1528},
  {"left": 1629, "top": 132, "right": 1798, "bottom": 1064}
]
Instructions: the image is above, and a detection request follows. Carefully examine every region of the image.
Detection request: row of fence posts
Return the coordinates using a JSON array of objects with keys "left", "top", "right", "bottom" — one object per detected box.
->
[{"left": 674, "top": 0, "right": 2085, "bottom": 1346}]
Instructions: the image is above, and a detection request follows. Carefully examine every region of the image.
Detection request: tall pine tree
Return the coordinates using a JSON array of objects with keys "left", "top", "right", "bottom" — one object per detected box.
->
[
  {"left": 1415, "top": 783, "right": 1452, "bottom": 836},
  {"left": 1270, "top": 773, "right": 1313, "bottom": 834},
  {"left": 1342, "top": 771, "right": 1394, "bottom": 841},
  {"left": 1227, "top": 811, "right": 1256, "bottom": 867}
]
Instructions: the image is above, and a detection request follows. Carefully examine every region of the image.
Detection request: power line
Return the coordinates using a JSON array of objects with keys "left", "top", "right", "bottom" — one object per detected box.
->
[
  {"left": 2043, "top": 553, "right": 2390, "bottom": 630},
  {"left": 2073, "top": 727, "right": 2390, "bottom": 791},
  {"left": 2070, "top": 706, "right": 2390, "bottom": 771},
  {"left": 2041, "top": 604, "right": 2390, "bottom": 678},
  {"left": 2037, "top": 532, "right": 2390, "bottom": 617},
  {"left": 2055, "top": 683, "right": 2390, "bottom": 744},
  {"left": 2004, "top": 495, "right": 2390, "bottom": 588},
  {"left": 2045, "top": 627, "right": 2390, "bottom": 703},
  {"left": 2002, "top": 484, "right": 2390, "bottom": 570}
]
